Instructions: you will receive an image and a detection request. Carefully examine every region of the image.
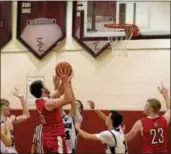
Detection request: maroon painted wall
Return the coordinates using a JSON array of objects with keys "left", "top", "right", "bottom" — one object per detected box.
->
[{"left": 11, "top": 110, "right": 170, "bottom": 153}]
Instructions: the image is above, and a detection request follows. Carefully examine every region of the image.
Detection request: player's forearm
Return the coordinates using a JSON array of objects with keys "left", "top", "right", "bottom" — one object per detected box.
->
[
  {"left": 163, "top": 93, "right": 170, "bottom": 110},
  {"left": 14, "top": 96, "right": 30, "bottom": 123},
  {"left": 69, "top": 82, "right": 76, "bottom": 115},
  {"left": 125, "top": 133, "right": 133, "bottom": 142},
  {"left": 76, "top": 128, "right": 91, "bottom": 139},
  {"left": 74, "top": 110, "right": 83, "bottom": 123},
  {"left": 20, "top": 96, "right": 30, "bottom": 118},
  {"left": 63, "top": 82, "right": 74, "bottom": 102},
  {"left": 50, "top": 90, "right": 61, "bottom": 98},
  {"left": 1, "top": 131, "right": 12, "bottom": 146},
  {"left": 58, "top": 82, "right": 64, "bottom": 94},
  {"left": 95, "top": 109, "right": 108, "bottom": 121}
]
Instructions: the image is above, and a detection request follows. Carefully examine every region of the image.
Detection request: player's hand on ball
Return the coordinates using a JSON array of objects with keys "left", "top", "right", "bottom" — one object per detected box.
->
[
  {"left": 158, "top": 82, "right": 168, "bottom": 95},
  {"left": 11, "top": 87, "right": 23, "bottom": 98},
  {"left": 56, "top": 62, "right": 72, "bottom": 78},
  {"left": 87, "top": 100, "right": 96, "bottom": 110}
]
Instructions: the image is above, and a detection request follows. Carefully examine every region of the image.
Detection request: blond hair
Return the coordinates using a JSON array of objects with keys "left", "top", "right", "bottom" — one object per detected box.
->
[
  {"left": 147, "top": 98, "right": 161, "bottom": 113},
  {"left": 0, "top": 99, "right": 10, "bottom": 108}
]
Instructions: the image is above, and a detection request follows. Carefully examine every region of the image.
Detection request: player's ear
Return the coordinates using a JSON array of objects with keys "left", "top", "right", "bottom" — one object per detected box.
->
[{"left": 41, "top": 88, "right": 45, "bottom": 93}]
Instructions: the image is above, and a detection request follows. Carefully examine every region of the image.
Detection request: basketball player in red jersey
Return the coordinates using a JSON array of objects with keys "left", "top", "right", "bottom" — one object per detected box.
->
[
  {"left": 30, "top": 71, "right": 74, "bottom": 154},
  {"left": 126, "top": 83, "right": 170, "bottom": 153}
]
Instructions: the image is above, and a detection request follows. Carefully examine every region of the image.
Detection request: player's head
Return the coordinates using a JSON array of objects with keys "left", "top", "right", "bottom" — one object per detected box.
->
[
  {"left": 0, "top": 99, "right": 11, "bottom": 116},
  {"left": 30, "top": 80, "right": 50, "bottom": 98},
  {"left": 105, "top": 111, "right": 123, "bottom": 129},
  {"left": 75, "top": 100, "right": 83, "bottom": 114},
  {"left": 144, "top": 98, "right": 161, "bottom": 115}
]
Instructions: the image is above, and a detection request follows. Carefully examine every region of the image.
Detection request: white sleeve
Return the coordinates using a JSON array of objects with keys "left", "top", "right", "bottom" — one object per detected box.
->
[
  {"left": 95, "top": 131, "right": 116, "bottom": 146},
  {"left": 73, "top": 110, "right": 83, "bottom": 123}
]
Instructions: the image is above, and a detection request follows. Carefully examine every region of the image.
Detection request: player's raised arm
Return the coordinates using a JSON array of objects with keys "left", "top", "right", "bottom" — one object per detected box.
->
[
  {"left": 10, "top": 87, "right": 30, "bottom": 124},
  {"left": 68, "top": 74, "right": 77, "bottom": 117},
  {"left": 125, "top": 120, "right": 142, "bottom": 142},
  {"left": 88, "top": 100, "right": 108, "bottom": 121},
  {"left": 50, "top": 75, "right": 64, "bottom": 98},
  {"left": 158, "top": 82, "right": 170, "bottom": 125},
  {"left": 44, "top": 74, "right": 74, "bottom": 111}
]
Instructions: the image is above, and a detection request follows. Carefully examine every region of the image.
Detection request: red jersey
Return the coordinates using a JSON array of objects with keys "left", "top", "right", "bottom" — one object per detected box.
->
[
  {"left": 141, "top": 116, "right": 168, "bottom": 153},
  {"left": 35, "top": 98, "right": 65, "bottom": 137}
]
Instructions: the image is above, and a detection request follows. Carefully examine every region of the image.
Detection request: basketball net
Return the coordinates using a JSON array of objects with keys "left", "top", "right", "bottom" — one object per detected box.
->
[{"left": 104, "top": 24, "right": 139, "bottom": 57}]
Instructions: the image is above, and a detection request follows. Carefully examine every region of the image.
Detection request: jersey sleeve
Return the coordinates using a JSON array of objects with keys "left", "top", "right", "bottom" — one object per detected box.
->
[
  {"left": 95, "top": 131, "right": 116, "bottom": 146},
  {"left": 73, "top": 110, "right": 83, "bottom": 123}
]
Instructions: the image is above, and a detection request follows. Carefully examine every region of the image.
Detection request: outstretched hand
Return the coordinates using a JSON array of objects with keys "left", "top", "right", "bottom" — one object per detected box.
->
[
  {"left": 11, "top": 87, "right": 23, "bottom": 98},
  {"left": 56, "top": 67, "right": 72, "bottom": 78},
  {"left": 87, "top": 100, "right": 96, "bottom": 110},
  {"left": 60, "top": 72, "right": 74, "bottom": 83},
  {"left": 158, "top": 82, "right": 168, "bottom": 96}
]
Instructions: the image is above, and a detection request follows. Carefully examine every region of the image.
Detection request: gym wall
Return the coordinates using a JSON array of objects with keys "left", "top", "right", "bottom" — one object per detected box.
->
[{"left": 1, "top": 2, "right": 170, "bottom": 153}]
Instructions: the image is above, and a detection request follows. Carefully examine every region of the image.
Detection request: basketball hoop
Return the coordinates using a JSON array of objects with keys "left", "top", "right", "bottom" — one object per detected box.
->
[{"left": 104, "top": 23, "right": 140, "bottom": 56}]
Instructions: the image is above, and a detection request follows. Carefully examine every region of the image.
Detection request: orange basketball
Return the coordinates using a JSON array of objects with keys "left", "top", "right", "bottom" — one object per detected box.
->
[{"left": 55, "top": 61, "right": 72, "bottom": 77}]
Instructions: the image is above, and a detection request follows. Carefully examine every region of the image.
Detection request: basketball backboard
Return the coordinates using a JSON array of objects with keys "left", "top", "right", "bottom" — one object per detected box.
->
[{"left": 77, "top": 1, "right": 170, "bottom": 40}]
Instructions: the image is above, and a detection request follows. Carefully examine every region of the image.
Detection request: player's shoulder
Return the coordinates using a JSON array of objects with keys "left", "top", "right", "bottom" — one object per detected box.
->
[
  {"left": 99, "top": 130, "right": 114, "bottom": 137},
  {"left": 36, "top": 97, "right": 48, "bottom": 111},
  {"left": 36, "top": 97, "right": 47, "bottom": 103},
  {"left": 135, "top": 119, "right": 142, "bottom": 126},
  {"left": 140, "top": 117, "right": 152, "bottom": 125},
  {"left": 158, "top": 115, "right": 168, "bottom": 124}
]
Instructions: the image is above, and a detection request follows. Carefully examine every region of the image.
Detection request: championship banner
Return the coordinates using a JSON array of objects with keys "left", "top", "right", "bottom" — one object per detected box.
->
[
  {"left": 17, "top": 1, "right": 66, "bottom": 59},
  {"left": 72, "top": 1, "right": 109, "bottom": 58},
  {"left": 0, "top": 1, "right": 12, "bottom": 49}
]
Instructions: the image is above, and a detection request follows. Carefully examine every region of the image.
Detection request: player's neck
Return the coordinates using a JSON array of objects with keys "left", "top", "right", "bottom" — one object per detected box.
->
[
  {"left": 42, "top": 93, "right": 48, "bottom": 98},
  {"left": 107, "top": 125, "right": 113, "bottom": 130},
  {"left": 147, "top": 112, "right": 159, "bottom": 118}
]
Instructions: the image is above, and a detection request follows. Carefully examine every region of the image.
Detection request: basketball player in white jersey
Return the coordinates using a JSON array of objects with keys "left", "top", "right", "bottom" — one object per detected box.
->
[
  {"left": 0, "top": 87, "right": 30, "bottom": 153},
  {"left": 31, "top": 124, "right": 43, "bottom": 154},
  {"left": 75, "top": 100, "right": 128, "bottom": 154},
  {"left": 62, "top": 100, "right": 83, "bottom": 154}
]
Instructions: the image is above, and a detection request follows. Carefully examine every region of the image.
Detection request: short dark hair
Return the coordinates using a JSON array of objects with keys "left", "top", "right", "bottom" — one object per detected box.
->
[
  {"left": 110, "top": 111, "right": 123, "bottom": 128},
  {"left": 0, "top": 99, "right": 10, "bottom": 108},
  {"left": 75, "top": 100, "right": 84, "bottom": 113},
  {"left": 147, "top": 98, "right": 161, "bottom": 113},
  {"left": 30, "top": 80, "right": 44, "bottom": 98}
]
